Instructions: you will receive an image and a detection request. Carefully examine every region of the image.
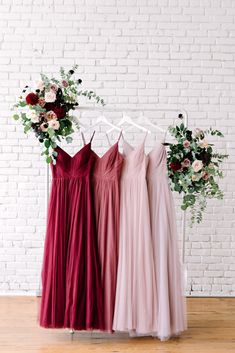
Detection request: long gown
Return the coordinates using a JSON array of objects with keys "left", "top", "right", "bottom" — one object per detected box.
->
[
  {"left": 113, "top": 135, "right": 157, "bottom": 334},
  {"left": 39, "top": 133, "right": 104, "bottom": 330},
  {"left": 92, "top": 132, "right": 123, "bottom": 332},
  {"left": 147, "top": 141, "right": 187, "bottom": 340}
]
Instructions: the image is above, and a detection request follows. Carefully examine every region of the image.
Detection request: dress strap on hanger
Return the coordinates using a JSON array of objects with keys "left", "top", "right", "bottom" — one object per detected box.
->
[
  {"left": 105, "top": 132, "right": 112, "bottom": 147},
  {"left": 81, "top": 131, "right": 86, "bottom": 146},
  {"left": 143, "top": 130, "right": 148, "bottom": 142},
  {"left": 117, "top": 129, "right": 123, "bottom": 143},
  {"left": 90, "top": 130, "right": 96, "bottom": 143}
]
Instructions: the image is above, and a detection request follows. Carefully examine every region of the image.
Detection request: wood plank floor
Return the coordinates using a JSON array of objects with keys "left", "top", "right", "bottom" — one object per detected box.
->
[{"left": 0, "top": 297, "right": 235, "bottom": 353}]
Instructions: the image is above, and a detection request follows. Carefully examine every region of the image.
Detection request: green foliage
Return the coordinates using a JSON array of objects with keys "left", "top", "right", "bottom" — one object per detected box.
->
[
  {"left": 166, "top": 120, "right": 228, "bottom": 226},
  {"left": 78, "top": 90, "right": 105, "bottom": 106},
  {"left": 12, "top": 65, "right": 105, "bottom": 164}
]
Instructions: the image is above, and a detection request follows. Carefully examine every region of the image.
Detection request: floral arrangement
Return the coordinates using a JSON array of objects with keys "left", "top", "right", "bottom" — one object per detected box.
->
[
  {"left": 165, "top": 115, "right": 228, "bottom": 225},
  {"left": 12, "top": 65, "right": 104, "bottom": 164}
]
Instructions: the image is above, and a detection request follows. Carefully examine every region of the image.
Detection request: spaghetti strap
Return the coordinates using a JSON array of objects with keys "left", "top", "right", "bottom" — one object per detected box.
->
[
  {"left": 81, "top": 131, "right": 86, "bottom": 146},
  {"left": 90, "top": 130, "right": 96, "bottom": 143},
  {"left": 143, "top": 130, "right": 148, "bottom": 143},
  {"left": 117, "top": 130, "right": 123, "bottom": 143},
  {"left": 105, "top": 132, "right": 111, "bottom": 147}
]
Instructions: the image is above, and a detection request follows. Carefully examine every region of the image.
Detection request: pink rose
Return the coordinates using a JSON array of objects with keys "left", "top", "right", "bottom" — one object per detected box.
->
[
  {"left": 192, "top": 159, "right": 203, "bottom": 173},
  {"left": 183, "top": 140, "right": 190, "bottom": 148},
  {"left": 45, "top": 90, "right": 56, "bottom": 103},
  {"left": 48, "top": 119, "right": 60, "bottom": 130},
  {"left": 38, "top": 98, "right": 45, "bottom": 107},
  {"left": 61, "top": 80, "right": 68, "bottom": 87},
  {"left": 182, "top": 158, "right": 191, "bottom": 168},
  {"left": 50, "top": 84, "right": 58, "bottom": 91}
]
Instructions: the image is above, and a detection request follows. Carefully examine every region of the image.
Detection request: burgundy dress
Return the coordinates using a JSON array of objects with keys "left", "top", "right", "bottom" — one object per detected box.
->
[
  {"left": 92, "top": 132, "right": 123, "bottom": 331},
  {"left": 39, "top": 133, "right": 103, "bottom": 330}
]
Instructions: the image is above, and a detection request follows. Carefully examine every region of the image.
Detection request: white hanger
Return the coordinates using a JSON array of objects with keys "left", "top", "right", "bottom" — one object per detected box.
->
[
  {"left": 107, "top": 112, "right": 151, "bottom": 134},
  {"left": 79, "top": 121, "right": 88, "bottom": 132},
  {"left": 137, "top": 113, "right": 166, "bottom": 133},
  {"left": 85, "top": 113, "right": 121, "bottom": 132},
  {"left": 71, "top": 115, "right": 88, "bottom": 132}
]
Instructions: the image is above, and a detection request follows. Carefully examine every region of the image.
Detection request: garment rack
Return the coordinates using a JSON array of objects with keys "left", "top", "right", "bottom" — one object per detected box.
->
[{"left": 40, "top": 106, "right": 188, "bottom": 297}]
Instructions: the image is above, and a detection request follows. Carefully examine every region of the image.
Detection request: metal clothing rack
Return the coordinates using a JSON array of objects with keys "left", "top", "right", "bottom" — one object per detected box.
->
[{"left": 39, "top": 106, "right": 188, "bottom": 297}]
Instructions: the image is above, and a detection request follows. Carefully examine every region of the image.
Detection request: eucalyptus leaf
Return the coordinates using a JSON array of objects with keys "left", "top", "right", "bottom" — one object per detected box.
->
[
  {"left": 13, "top": 114, "right": 19, "bottom": 120},
  {"left": 46, "top": 156, "right": 52, "bottom": 163},
  {"left": 24, "top": 125, "right": 31, "bottom": 133},
  {"left": 44, "top": 140, "right": 50, "bottom": 148}
]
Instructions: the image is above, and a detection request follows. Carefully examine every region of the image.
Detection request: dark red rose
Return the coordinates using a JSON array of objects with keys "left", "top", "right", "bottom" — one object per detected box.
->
[
  {"left": 44, "top": 102, "right": 56, "bottom": 111},
  {"left": 25, "top": 93, "right": 39, "bottom": 105},
  {"left": 52, "top": 106, "right": 66, "bottom": 119},
  {"left": 170, "top": 161, "right": 181, "bottom": 172}
]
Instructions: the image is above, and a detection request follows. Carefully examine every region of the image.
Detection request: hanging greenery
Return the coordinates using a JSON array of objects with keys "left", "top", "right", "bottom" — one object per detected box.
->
[
  {"left": 164, "top": 115, "right": 228, "bottom": 225},
  {"left": 12, "top": 65, "right": 105, "bottom": 164}
]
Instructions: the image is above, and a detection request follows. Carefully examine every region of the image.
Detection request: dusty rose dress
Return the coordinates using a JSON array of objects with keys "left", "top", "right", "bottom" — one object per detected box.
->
[
  {"left": 92, "top": 133, "right": 123, "bottom": 332},
  {"left": 39, "top": 133, "right": 104, "bottom": 330},
  {"left": 147, "top": 141, "right": 187, "bottom": 340},
  {"left": 113, "top": 135, "right": 157, "bottom": 334}
]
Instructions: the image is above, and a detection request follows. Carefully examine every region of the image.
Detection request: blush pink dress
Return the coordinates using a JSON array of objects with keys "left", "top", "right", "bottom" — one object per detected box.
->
[
  {"left": 147, "top": 141, "right": 187, "bottom": 340},
  {"left": 91, "top": 132, "right": 123, "bottom": 332},
  {"left": 113, "top": 134, "right": 157, "bottom": 334}
]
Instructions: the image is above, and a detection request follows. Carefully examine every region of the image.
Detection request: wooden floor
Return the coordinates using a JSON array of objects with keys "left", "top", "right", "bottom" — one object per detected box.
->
[{"left": 0, "top": 297, "right": 235, "bottom": 353}]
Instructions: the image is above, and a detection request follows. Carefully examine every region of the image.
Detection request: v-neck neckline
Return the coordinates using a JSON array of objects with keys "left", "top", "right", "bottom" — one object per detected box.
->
[
  {"left": 122, "top": 136, "right": 146, "bottom": 157},
  {"left": 57, "top": 143, "right": 91, "bottom": 159},
  {"left": 94, "top": 142, "right": 119, "bottom": 160}
]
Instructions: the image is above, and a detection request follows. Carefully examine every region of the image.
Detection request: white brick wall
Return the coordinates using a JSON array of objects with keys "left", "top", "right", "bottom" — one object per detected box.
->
[{"left": 0, "top": 0, "right": 234, "bottom": 296}]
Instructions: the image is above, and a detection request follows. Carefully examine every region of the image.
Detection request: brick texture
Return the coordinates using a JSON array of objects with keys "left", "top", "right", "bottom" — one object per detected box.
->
[{"left": 0, "top": 0, "right": 234, "bottom": 296}]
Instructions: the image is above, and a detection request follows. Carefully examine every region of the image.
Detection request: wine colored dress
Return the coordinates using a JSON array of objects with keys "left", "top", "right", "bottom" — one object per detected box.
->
[
  {"left": 91, "top": 133, "right": 123, "bottom": 332},
  {"left": 113, "top": 135, "right": 158, "bottom": 334},
  {"left": 39, "top": 134, "right": 104, "bottom": 330},
  {"left": 147, "top": 141, "right": 187, "bottom": 340}
]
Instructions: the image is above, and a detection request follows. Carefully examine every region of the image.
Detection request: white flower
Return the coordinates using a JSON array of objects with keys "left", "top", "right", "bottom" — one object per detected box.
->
[
  {"left": 45, "top": 90, "right": 56, "bottom": 103},
  {"left": 192, "top": 173, "right": 202, "bottom": 181},
  {"left": 27, "top": 110, "right": 39, "bottom": 123},
  {"left": 48, "top": 119, "right": 60, "bottom": 130},
  {"left": 36, "top": 80, "right": 45, "bottom": 91},
  {"left": 46, "top": 110, "right": 57, "bottom": 121},
  {"left": 192, "top": 159, "right": 203, "bottom": 173}
]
